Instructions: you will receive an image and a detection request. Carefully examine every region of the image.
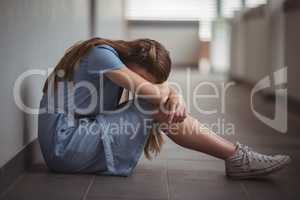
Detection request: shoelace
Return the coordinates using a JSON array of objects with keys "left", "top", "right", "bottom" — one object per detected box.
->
[{"left": 238, "top": 143, "right": 273, "bottom": 164}]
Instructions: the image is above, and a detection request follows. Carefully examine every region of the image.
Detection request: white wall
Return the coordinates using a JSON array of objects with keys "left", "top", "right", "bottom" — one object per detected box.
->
[
  {"left": 268, "top": 0, "right": 286, "bottom": 73},
  {"left": 0, "top": 0, "right": 90, "bottom": 168},
  {"left": 230, "top": 12, "right": 247, "bottom": 79},
  {"left": 94, "top": 1, "right": 200, "bottom": 66},
  {"left": 94, "top": 0, "right": 127, "bottom": 39},
  {"left": 243, "top": 10, "right": 270, "bottom": 83},
  {"left": 286, "top": 9, "right": 300, "bottom": 101},
  {"left": 230, "top": 4, "right": 280, "bottom": 83},
  {"left": 230, "top": 0, "right": 300, "bottom": 102},
  {"left": 127, "top": 21, "right": 200, "bottom": 66},
  {"left": 211, "top": 19, "right": 231, "bottom": 73}
]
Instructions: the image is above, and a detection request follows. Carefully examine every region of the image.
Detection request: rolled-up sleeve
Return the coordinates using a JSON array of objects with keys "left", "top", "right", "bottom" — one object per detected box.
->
[{"left": 87, "top": 45, "right": 125, "bottom": 74}]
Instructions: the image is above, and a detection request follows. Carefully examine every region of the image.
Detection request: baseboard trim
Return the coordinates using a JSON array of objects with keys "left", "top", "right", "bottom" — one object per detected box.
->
[{"left": 0, "top": 139, "right": 39, "bottom": 197}]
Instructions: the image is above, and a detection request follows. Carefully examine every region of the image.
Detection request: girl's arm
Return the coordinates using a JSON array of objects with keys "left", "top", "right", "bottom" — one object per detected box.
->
[
  {"left": 105, "top": 67, "right": 187, "bottom": 123},
  {"left": 105, "top": 67, "right": 171, "bottom": 106}
]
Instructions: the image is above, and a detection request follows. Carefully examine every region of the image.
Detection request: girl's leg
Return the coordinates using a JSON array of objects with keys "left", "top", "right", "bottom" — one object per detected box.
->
[
  {"left": 157, "top": 114, "right": 291, "bottom": 179},
  {"left": 161, "top": 114, "right": 236, "bottom": 160}
]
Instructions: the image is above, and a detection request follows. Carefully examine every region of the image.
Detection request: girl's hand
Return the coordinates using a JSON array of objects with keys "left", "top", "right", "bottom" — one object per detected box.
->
[
  {"left": 152, "top": 93, "right": 187, "bottom": 124},
  {"left": 165, "top": 93, "right": 187, "bottom": 124}
]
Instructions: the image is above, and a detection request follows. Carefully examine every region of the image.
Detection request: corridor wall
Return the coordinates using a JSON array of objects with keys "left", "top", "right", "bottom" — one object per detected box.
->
[
  {"left": 285, "top": 2, "right": 300, "bottom": 101},
  {"left": 230, "top": 0, "right": 300, "bottom": 102},
  {"left": 230, "top": 5, "right": 270, "bottom": 83},
  {"left": 0, "top": 0, "right": 91, "bottom": 168}
]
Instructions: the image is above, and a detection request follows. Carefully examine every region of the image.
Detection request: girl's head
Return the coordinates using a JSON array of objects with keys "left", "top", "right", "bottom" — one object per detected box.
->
[
  {"left": 43, "top": 37, "right": 171, "bottom": 159},
  {"left": 46, "top": 37, "right": 171, "bottom": 85},
  {"left": 120, "top": 38, "right": 171, "bottom": 84}
]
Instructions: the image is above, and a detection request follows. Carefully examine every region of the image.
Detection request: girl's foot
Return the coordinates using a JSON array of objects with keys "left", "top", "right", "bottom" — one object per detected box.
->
[{"left": 225, "top": 143, "right": 291, "bottom": 179}]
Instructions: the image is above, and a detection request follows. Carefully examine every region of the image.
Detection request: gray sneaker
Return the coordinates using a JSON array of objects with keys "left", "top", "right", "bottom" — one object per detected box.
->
[{"left": 225, "top": 143, "right": 291, "bottom": 179}]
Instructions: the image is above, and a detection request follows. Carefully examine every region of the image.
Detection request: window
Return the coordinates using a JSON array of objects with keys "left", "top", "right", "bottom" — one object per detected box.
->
[
  {"left": 222, "top": 0, "right": 242, "bottom": 18},
  {"left": 126, "top": 0, "right": 268, "bottom": 21},
  {"left": 125, "top": 0, "right": 217, "bottom": 21},
  {"left": 246, "top": 0, "right": 267, "bottom": 8},
  {"left": 199, "top": 21, "right": 212, "bottom": 41}
]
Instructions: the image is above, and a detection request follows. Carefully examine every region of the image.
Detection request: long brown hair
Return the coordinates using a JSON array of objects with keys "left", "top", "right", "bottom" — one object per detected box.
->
[{"left": 43, "top": 37, "right": 172, "bottom": 159}]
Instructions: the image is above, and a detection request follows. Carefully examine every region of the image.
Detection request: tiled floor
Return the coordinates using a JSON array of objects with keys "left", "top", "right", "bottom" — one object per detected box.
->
[{"left": 1, "top": 70, "right": 299, "bottom": 200}]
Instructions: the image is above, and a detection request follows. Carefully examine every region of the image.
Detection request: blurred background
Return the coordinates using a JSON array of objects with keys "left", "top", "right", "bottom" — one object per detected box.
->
[{"left": 0, "top": 0, "right": 300, "bottom": 199}]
